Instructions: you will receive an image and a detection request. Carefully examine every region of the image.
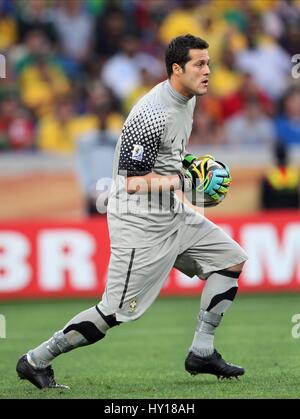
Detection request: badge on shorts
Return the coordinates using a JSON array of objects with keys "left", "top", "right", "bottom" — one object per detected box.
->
[
  {"left": 128, "top": 299, "right": 137, "bottom": 313},
  {"left": 131, "top": 144, "right": 144, "bottom": 161}
]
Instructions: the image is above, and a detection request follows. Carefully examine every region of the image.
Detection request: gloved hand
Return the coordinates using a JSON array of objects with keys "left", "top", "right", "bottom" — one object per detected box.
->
[
  {"left": 203, "top": 161, "right": 231, "bottom": 201},
  {"left": 182, "top": 154, "right": 214, "bottom": 190},
  {"left": 182, "top": 154, "right": 231, "bottom": 199}
]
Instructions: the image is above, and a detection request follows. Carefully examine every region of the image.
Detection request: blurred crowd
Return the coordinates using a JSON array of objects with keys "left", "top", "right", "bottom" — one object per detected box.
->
[{"left": 0, "top": 0, "right": 300, "bottom": 155}]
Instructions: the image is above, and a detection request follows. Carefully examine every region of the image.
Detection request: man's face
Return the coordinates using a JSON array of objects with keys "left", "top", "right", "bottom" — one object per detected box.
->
[{"left": 174, "top": 49, "right": 210, "bottom": 97}]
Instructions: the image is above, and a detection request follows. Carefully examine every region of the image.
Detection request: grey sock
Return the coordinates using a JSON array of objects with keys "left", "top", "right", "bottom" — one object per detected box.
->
[
  {"left": 190, "top": 310, "right": 222, "bottom": 357},
  {"left": 28, "top": 306, "right": 112, "bottom": 369},
  {"left": 190, "top": 272, "right": 238, "bottom": 357}
]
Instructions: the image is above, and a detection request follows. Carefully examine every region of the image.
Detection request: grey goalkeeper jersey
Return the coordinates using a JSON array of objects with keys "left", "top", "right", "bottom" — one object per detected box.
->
[{"left": 107, "top": 80, "right": 197, "bottom": 248}]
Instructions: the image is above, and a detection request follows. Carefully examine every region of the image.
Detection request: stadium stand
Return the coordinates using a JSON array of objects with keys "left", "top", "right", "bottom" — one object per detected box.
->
[{"left": 0, "top": 0, "right": 299, "bottom": 217}]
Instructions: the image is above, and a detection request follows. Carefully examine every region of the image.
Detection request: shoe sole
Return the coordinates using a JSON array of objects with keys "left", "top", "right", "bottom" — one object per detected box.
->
[
  {"left": 17, "top": 371, "right": 70, "bottom": 389},
  {"left": 186, "top": 369, "right": 244, "bottom": 379},
  {"left": 187, "top": 371, "right": 243, "bottom": 380},
  {"left": 186, "top": 361, "right": 245, "bottom": 378}
]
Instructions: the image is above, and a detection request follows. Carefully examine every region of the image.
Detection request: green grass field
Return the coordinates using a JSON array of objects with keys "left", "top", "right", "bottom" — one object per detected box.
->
[{"left": 1, "top": 294, "right": 300, "bottom": 399}]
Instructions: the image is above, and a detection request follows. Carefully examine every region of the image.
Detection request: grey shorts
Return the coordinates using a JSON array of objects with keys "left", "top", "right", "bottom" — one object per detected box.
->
[{"left": 98, "top": 217, "right": 247, "bottom": 322}]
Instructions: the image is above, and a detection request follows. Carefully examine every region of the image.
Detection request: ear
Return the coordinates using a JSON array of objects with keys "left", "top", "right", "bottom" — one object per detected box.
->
[{"left": 172, "top": 63, "right": 183, "bottom": 76}]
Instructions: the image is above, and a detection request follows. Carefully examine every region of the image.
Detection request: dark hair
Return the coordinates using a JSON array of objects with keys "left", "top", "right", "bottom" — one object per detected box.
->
[{"left": 165, "top": 34, "right": 209, "bottom": 78}]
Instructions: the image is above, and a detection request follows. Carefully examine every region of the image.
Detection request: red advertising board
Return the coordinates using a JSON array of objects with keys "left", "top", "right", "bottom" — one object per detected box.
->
[{"left": 0, "top": 211, "right": 299, "bottom": 299}]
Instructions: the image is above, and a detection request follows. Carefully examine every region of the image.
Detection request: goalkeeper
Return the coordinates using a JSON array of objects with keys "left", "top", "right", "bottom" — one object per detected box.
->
[{"left": 16, "top": 34, "right": 248, "bottom": 389}]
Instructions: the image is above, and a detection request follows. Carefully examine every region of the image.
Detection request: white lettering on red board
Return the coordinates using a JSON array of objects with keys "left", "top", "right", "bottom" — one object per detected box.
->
[
  {"left": 242, "top": 223, "right": 300, "bottom": 285},
  {"left": 38, "top": 230, "right": 97, "bottom": 291},
  {"left": 0, "top": 222, "right": 300, "bottom": 294},
  {"left": 0, "top": 232, "right": 31, "bottom": 291}
]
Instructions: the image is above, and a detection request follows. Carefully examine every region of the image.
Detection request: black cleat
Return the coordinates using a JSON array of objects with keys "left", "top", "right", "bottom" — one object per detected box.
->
[
  {"left": 185, "top": 350, "right": 245, "bottom": 379},
  {"left": 16, "top": 355, "right": 70, "bottom": 390}
]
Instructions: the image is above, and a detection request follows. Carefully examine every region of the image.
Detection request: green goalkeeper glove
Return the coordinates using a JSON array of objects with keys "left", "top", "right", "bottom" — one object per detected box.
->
[
  {"left": 182, "top": 154, "right": 231, "bottom": 198},
  {"left": 182, "top": 154, "right": 214, "bottom": 190}
]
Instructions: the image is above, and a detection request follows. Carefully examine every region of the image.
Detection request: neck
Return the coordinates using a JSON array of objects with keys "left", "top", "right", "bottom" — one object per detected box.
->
[{"left": 169, "top": 77, "right": 194, "bottom": 99}]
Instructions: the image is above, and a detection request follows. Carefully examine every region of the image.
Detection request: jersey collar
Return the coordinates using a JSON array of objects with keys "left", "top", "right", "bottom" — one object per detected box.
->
[{"left": 166, "top": 80, "right": 191, "bottom": 104}]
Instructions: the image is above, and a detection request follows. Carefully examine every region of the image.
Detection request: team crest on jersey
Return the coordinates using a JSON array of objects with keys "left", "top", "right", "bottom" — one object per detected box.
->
[
  {"left": 128, "top": 299, "right": 137, "bottom": 313},
  {"left": 131, "top": 144, "right": 144, "bottom": 161}
]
